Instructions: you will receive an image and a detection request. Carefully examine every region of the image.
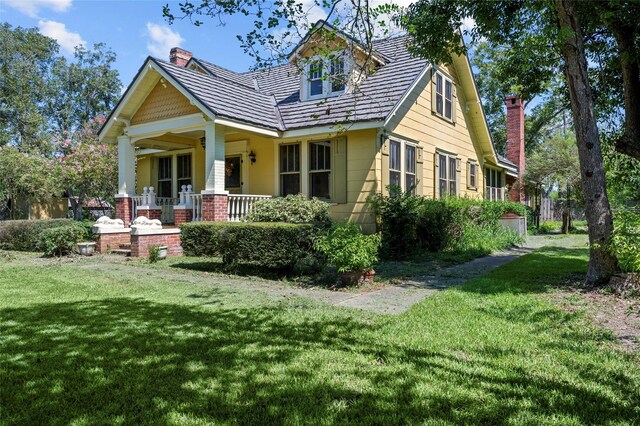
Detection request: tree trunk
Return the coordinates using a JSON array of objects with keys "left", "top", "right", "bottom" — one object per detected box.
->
[{"left": 554, "top": 0, "right": 618, "bottom": 284}]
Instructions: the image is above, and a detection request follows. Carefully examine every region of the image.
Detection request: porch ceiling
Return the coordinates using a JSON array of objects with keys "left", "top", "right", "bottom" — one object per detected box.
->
[{"left": 134, "top": 132, "right": 202, "bottom": 150}]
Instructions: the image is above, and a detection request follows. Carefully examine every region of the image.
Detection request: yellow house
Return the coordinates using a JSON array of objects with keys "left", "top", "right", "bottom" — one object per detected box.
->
[{"left": 99, "top": 21, "right": 516, "bottom": 231}]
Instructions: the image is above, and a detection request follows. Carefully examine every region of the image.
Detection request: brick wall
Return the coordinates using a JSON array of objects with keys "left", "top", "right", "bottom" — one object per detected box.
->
[
  {"left": 202, "top": 193, "right": 228, "bottom": 222},
  {"left": 115, "top": 196, "right": 132, "bottom": 226},
  {"left": 138, "top": 208, "right": 162, "bottom": 222},
  {"left": 130, "top": 233, "right": 183, "bottom": 258},
  {"left": 96, "top": 232, "right": 131, "bottom": 253},
  {"left": 174, "top": 208, "right": 193, "bottom": 225}
]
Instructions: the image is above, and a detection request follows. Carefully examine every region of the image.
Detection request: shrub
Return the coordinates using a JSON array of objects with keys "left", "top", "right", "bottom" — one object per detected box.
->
[
  {"left": 538, "top": 221, "right": 561, "bottom": 234},
  {"left": 0, "top": 219, "right": 72, "bottom": 251},
  {"left": 369, "top": 194, "right": 525, "bottom": 258},
  {"left": 179, "top": 222, "right": 221, "bottom": 256},
  {"left": 180, "top": 221, "right": 323, "bottom": 272},
  {"left": 39, "top": 223, "right": 88, "bottom": 257},
  {"left": 244, "top": 194, "right": 331, "bottom": 223},
  {"left": 315, "top": 221, "right": 381, "bottom": 273},
  {"left": 611, "top": 209, "right": 640, "bottom": 273},
  {"left": 148, "top": 245, "right": 161, "bottom": 264}
]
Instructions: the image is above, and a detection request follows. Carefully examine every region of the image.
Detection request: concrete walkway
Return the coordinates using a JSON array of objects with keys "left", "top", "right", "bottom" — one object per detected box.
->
[{"left": 333, "top": 234, "right": 588, "bottom": 315}]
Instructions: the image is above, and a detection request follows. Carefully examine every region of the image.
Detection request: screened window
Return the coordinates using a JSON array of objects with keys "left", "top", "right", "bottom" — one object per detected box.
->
[
  {"left": 280, "top": 144, "right": 300, "bottom": 196},
  {"left": 485, "top": 168, "right": 504, "bottom": 201},
  {"left": 177, "top": 154, "right": 192, "bottom": 191},
  {"left": 308, "top": 61, "right": 323, "bottom": 97},
  {"left": 438, "top": 153, "right": 458, "bottom": 198},
  {"left": 434, "top": 71, "right": 454, "bottom": 121},
  {"left": 389, "top": 140, "right": 401, "bottom": 188},
  {"left": 309, "top": 141, "right": 331, "bottom": 199},
  {"left": 157, "top": 157, "right": 172, "bottom": 197}
]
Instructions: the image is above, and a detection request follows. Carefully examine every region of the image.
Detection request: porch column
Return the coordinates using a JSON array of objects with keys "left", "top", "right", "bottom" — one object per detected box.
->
[
  {"left": 202, "top": 122, "right": 228, "bottom": 221},
  {"left": 116, "top": 135, "right": 136, "bottom": 225}
]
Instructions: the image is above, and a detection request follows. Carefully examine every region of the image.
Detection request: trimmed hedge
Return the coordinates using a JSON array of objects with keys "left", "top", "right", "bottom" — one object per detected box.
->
[
  {"left": 180, "top": 221, "right": 323, "bottom": 272},
  {"left": 244, "top": 194, "right": 331, "bottom": 223},
  {"left": 0, "top": 219, "right": 73, "bottom": 251}
]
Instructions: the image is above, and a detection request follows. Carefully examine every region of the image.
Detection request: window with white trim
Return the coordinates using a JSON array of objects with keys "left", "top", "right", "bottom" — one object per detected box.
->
[
  {"left": 280, "top": 143, "right": 300, "bottom": 196},
  {"left": 434, "top": 71, "right": 454, "bottom": 121},
  {"left": 309, "top": 141, "right": 331, "bottom": 199},
  {"left": 467, "top": 161, "right": 477, "bottom": 189},
  {"left": 157, "top": 156, "right": 172, "bottom": 197},
  {"left": 304, "top": 55, "right": 348, "bottom": 100},
  {"left": 438, "top": 153, "right": 458, "bottom": 198},
  {"left": 485, "top": 167, "right": 505, "bottom": 201},
  {"left": 389, "top": 139, "right": 418, "bottom": 193}
]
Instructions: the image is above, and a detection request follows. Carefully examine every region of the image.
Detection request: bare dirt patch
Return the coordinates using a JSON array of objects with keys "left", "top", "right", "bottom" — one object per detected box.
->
[{"left": 547, "top": 274, "right": 640, "bottom": 353}]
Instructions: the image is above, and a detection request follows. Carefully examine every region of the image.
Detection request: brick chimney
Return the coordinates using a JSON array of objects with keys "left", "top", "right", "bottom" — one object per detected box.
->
[
  {"left": 169, "top": 47, "right": 192, "bottom": 67},
  {"left": 505, "top": 95, "right": 525, "bottom": 203}
]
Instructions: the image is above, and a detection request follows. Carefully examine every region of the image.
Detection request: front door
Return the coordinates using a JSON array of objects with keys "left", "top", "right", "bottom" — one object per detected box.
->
[{"left": 225, "top": 155, "right": 242, "bottom": 194}]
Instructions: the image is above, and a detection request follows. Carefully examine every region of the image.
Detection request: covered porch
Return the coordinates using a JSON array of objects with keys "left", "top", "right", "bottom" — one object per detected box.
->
[{"left": 116, "top": 113, "right": 279, "bottom": 225}]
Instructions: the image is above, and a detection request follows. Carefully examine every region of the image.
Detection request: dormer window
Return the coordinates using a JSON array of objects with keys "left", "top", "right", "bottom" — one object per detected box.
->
[{"left": 304, "top": 55, "right": 348, "bottom": 100}]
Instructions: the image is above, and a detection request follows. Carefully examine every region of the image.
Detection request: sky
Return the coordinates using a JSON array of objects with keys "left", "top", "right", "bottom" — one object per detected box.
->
[{"left": 0, "top": 0, "right": 306, "bottom": 90}]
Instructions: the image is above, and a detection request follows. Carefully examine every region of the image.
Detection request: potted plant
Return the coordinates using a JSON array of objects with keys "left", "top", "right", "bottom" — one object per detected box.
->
[
  {"left": 77, "top": 242, "right": 96, "bottom": 256},
  {"left": 315, "top": 221, "right": 381, "bottom": 286}
]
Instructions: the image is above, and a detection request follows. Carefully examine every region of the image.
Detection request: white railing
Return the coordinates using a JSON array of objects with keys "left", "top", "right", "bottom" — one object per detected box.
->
[
  {"left": 190, "top": 194, "right": 202, "bottom": 222},
  {"left": 228, "top": 194, "right": 272, "bottom": 222},
  {"left": 132, "top": 195, "right": 143, "bottom": 220},
  {"left": 156, "top": 197, "right": 178, "bottom": 224}
]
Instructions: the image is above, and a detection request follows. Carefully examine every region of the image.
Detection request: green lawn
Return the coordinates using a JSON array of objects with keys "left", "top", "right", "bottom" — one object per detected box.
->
[{"left": 1, "top": 248, "right": 638, "bottom": 425}]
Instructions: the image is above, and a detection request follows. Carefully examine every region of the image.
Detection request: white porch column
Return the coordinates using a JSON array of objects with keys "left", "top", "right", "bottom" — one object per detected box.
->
[
  {"left": 118, "top": 135, "right": 136, "bottom": 195},
  {"left": 204, "top": 122, "right": 227, "bottom": 192}
]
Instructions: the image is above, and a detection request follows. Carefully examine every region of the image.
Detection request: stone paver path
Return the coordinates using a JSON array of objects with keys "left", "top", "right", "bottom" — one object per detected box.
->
[
  {"left": 334, "top": 247, "right": 532, "bottom": 314},
  {"left": 335, "top": 234, "right": 588, "bottom": 315}
]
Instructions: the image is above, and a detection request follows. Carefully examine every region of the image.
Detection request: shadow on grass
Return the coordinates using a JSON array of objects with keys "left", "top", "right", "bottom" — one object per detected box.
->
[{"left": 2, "top": 293, "right": 637, "bottom": 424}]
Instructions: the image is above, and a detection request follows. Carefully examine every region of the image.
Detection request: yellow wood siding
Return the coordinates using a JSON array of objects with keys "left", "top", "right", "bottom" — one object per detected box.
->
[
  {"left": 131, "top": 81, "right": 200, "bottom": 125},
  {"left": 389, "top": 65, "right": 485, "bottom": 199}
]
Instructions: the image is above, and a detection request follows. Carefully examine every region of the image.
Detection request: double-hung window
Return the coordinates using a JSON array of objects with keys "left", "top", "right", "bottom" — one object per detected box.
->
[
  {"left": 389, "top": 139, "right": 418, "bottom": 194},
  {"left": 280, "top": 144, "right": 300, "bottom": 196},
  {"left": 434, "top": 71, "right": 454, "bottom": 121},
  {"left": 485, "top": 168, "right": 504, "bottom": 201},
  {"left": 437, "top": 153, "right": 458, "bottom": 198},
  {"left": 467, "top": 161, "right": 477, "bottom": 190},
  {"left": 305, "top": 55, "right": 348, "bottom": 99},
  {"left": 309, "top": 141, "right": 331, "bottom": 199}
]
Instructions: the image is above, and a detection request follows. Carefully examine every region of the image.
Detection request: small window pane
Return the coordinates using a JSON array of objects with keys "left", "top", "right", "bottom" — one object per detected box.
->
[
  {"left": 310, "top": 172, "right": 330, "bottom": 199},
  {"left": 449, "top": 157, "right": 456, "bottom": 180},
  {"left": 405, "top": 145, "right": 415, "bottom": 174},
  {"left": 281, "top": 174, "right": 300, "bottom": 196},
  {"left": 177, "top": 154, "right": 191, "bottom": 179},
  {"left": 158, "top": 181, "right": 172, "bottom": 198},
  {"left": 439, "top": 155, "right": 447, "bottom": 179},
  {"left": 309, "top": 61, "right": 323, "bottom": 96},
  {"left": 158, "top": 157, "right": 171, "bottom": 180},
  {"left": 280, "top": 144, "right": 300, "bottom": 173},
  {"left": 225, "top": 156, "right": 241, "bottom": 189},
  {"left": 405, "top": 174, "right": 416, "bottom": 192},
  {"left": 445, "top": 80, "right": 452, "bottom": 119},
  {"left": 390, "top": 171, "right": 401, "bottom": 187},
  {"left": 390, "top": 141, "right": 401, "bottom": 171},
  {"left": 330, "top": 58, "right": 346, "bottom": 92},
  {"left": 469, "top": 163, "right": 476, "bottom": 187},
  {"left": 439, "top": 180, "right": 447, "bottom": 199},
  {"left": 310, "top": 141, "right": 330, "bottom": 171}
]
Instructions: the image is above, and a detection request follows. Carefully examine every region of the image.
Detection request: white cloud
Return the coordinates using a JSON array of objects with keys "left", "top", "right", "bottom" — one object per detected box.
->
[
  {"left": 146, "top": 22, "right": 185, "bottom": 59},
  {"left": 38, "top": 19, "right": 85, "bottom": 54},
  {"left": 5, "top": 0, "right": 72, "bottom": 17}
]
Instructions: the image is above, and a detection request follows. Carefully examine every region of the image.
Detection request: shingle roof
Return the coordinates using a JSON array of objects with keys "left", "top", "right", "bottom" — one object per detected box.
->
[{"left": 153, "top": 34, "right": 427, "bottom": 132}]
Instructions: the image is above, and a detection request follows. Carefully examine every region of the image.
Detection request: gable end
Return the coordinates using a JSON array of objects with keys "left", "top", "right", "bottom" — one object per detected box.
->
[{"left": 131, "top": 80, "right": 200, "bottom": 125}]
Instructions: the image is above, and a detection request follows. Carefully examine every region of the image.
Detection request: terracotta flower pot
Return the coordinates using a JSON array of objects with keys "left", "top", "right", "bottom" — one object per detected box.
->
[
  {"left": 340, "top": 271, "right": 363, "bottom": 286},
  {"left": 361, "top": 268, "right": 376, "bottom": 284}
]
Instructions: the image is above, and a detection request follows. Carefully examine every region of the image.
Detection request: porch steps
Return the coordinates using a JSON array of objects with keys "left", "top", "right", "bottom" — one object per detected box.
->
[{"left": 111, "top": 243, "right": 131, "bottom": 257}]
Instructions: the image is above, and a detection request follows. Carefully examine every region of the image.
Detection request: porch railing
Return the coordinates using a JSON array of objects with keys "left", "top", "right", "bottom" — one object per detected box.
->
[
  {"left": 190, "top": 194, "right": 203, "bottom": 222},
  {"left": 157, "top": 197, "right": 179, "bottom": 224},
  {"left": 132, "top": 195, "right": 143, "bottom": 220},
  {"left": 228, "top": 194, "right": 272, "bottom": 222}
]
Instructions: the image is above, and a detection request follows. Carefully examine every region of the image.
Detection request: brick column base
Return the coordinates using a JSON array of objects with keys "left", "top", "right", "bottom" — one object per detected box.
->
[
  {"left": 95, "top": 231, "right": 131, "bottom": 253},
  {"left": 174, "top": 207, "right": 193, "bottom": 225},
  {"left": 130, "top": 230, "right": 183, "bottom": 258},
  {"left": 115, "top": 195, "right": 132, "bottom": 226},
  {"left": 136, "top": 207, "right": 162, "bottom": 222},
  {"left": 201, "top": 193, "right": 228, "bottom": 222}
]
